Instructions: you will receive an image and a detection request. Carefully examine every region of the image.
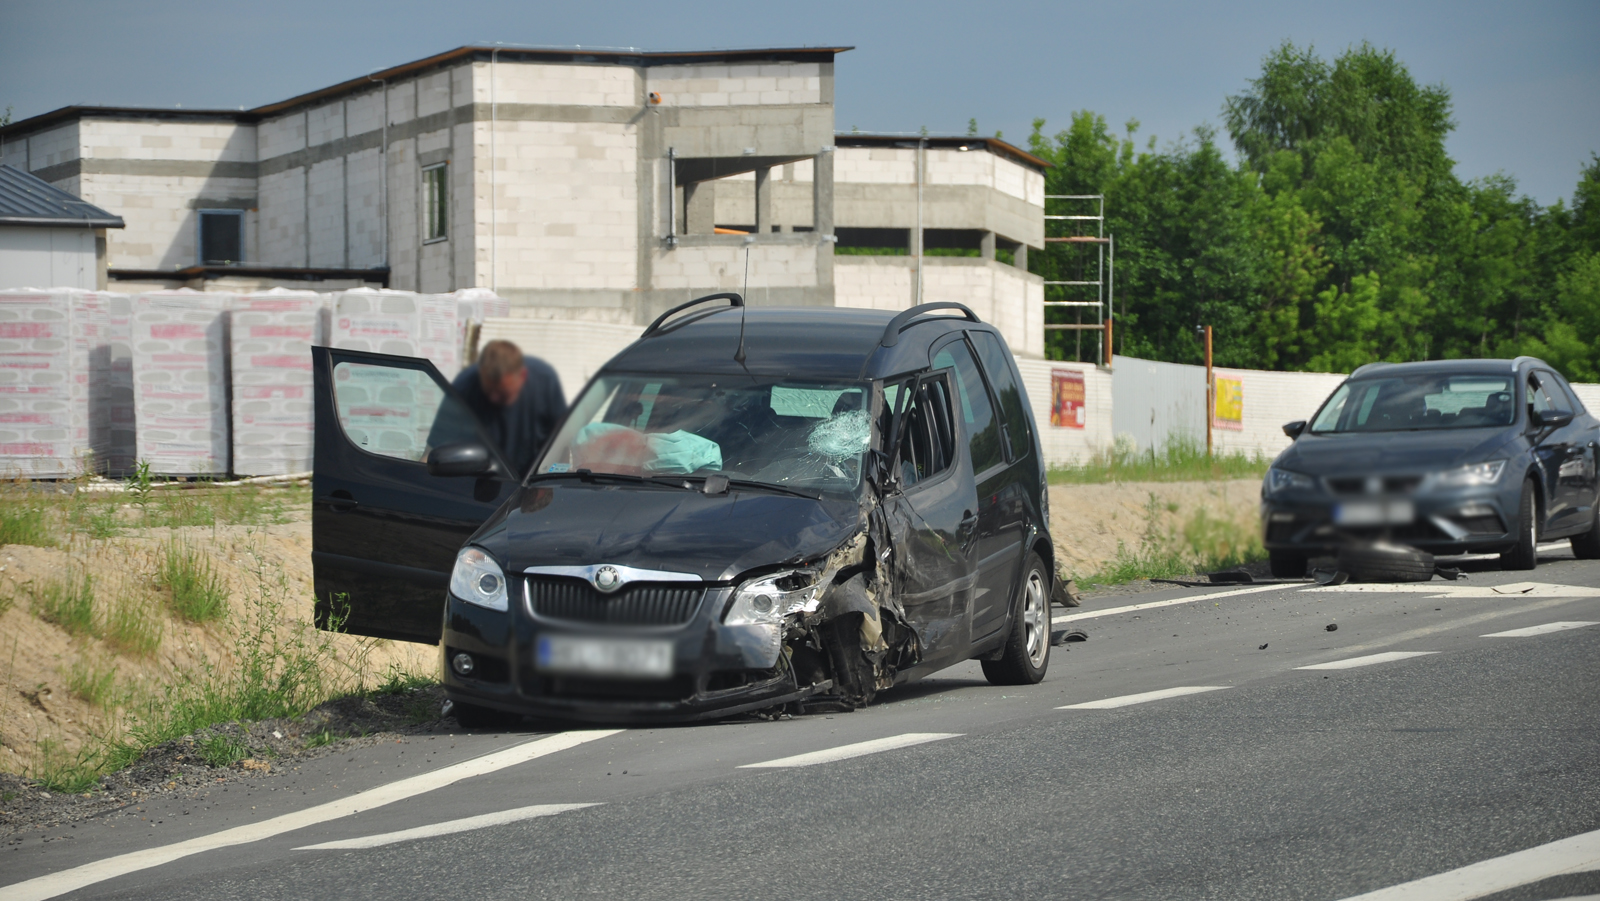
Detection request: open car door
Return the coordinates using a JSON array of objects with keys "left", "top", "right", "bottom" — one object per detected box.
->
[{"left": 311, "top": 346, "right": 517, "bottom": 643}]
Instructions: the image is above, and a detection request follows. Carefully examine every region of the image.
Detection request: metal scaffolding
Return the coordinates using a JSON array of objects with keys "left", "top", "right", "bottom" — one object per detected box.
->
[{"left": 1043, "top": 194, "right": 1114, "bottom": 366}]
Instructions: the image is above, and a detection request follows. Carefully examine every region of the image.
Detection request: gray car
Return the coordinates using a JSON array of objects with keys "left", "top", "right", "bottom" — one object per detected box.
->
[{"left": 1261, "top": 357, "right": 1600, "bottom": 576}]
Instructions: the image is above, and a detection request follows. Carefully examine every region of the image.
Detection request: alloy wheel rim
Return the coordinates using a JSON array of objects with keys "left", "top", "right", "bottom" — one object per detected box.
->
[{"left": 1024, "top": 570, "right": 1047, "bottom": 667}]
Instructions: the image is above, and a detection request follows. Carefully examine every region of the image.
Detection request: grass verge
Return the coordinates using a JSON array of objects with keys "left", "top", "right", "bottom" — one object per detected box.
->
[
  {"left": 1076, "top": 493, "right": 1266, "bottom": 588},
  {"left": 1050, "top": 435, "right": 1271, "bottom": 484},
  {"left": 156, "top": 540, "right": 228, "bottom": 622}
]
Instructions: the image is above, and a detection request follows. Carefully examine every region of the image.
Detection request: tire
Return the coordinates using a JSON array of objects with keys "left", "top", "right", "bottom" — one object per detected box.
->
[
  {"left": 1269, "top": 550, "right": 1308, "bottom": 579},
  {"left": 1500, "top": 479, "right": 1539, "bottom": 571},
  {"left": 1340, "top": 541, "right": 1435, "bottom": 583},
  {"left": 1570, "top": 495, "right": 1600, "bottom": 560},
  {"left": 449, "top": 700, "right": 518, "bottom": 730},
  {"left": 982, "top": 553, "right": 1050, "bottom": 686}
]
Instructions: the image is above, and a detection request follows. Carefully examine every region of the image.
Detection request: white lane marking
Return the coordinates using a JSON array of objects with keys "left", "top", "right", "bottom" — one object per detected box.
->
[
  {"left": 1053, "top": 583, "right": 1293, "bottom": 625},
  {"left": 1333, "top": 825, "right": 1600, "bottom": 900},
  {"left": 738, "top": 733, "right": 960, "bottom": 769},
  {"left": 1482, "top": 620, "right": 1599, "bottom": 638},
  {"left": 1306, "top": 581, "right": 1600, "bottom": 599},
  {"left": 0, "top": 730, "right": 622, "bottom": 901},
  {"left": 294, "top": 803, "right": 600, "bottom": 851},
  {"left": 1059, "top": 686, "right": 1229, "bottom": 709},
  {"left": 1296, "top": 651, "right": 1438, "bottom": 670}
]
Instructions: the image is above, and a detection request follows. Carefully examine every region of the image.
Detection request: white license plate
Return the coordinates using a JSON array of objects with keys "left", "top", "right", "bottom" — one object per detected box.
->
[
  {"left": 1334, "top": 500, "right": 1415, "bottom": 526},
  {"left": 536, "top": 635, "right": 674, "bottom": 679}
]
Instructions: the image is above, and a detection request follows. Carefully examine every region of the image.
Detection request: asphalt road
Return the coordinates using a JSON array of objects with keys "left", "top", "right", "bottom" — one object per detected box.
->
[{"left": 5, "top": 546, "right": 1599, "bottom": 901}]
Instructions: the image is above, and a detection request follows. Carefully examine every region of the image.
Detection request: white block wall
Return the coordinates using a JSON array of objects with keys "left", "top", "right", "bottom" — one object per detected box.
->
[
  {"left": 478, "top": 317, "right": 640, "bottom": 404},
  {"left": 653, "top": 243, "right": 817, "bottom": 291},
  {"left": 834, "top": 257, "right": 912, "bottom": 311},
  {"left": 645, "top": 63, "right": 821, "bottom": 107}
]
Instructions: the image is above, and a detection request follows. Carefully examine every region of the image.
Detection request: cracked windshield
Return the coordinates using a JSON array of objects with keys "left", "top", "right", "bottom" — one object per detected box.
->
[{"left": 536, "top": 375, "right": 872, "bottom": 496}]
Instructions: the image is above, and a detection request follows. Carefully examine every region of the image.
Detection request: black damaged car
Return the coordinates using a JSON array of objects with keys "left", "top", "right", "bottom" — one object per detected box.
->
[{"left": 311, "top": 297, "right": 1060, "bottom": 725}]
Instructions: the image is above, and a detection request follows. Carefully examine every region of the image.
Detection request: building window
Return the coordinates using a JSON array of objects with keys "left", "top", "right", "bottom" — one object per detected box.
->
[
  {"left": 197, "top": 210, "right": 243, "bottom": 264},
  {"left": 423, "top": 163, "right": 448, "bottom": 243}
]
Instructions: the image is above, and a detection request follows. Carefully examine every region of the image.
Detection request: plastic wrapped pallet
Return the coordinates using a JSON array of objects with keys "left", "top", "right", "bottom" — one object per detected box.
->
[
  {"left": 130, "top": 291, "right": 231, "bottom": 476},
  {"left": 103, "top": 293, "right": 136, "bottom": 475},
  {"left": 65, "top": 290, "right": 136, "bottom": 476},
  {"left": 329, "top": 289, "right": 461, "bottom": 460},
  {"left": 453, "top": 287, "right": 510, "bottom": 366},
  {"left": 230, "top": 289, "right": 321, "bottom": 476},
  {"left": 0, "top": 290, "right": 76, "bottom": 477}
]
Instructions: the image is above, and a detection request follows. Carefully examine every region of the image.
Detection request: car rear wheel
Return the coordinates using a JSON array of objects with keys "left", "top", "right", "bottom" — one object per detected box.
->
[
  {"left": 1269, "top": 551, "right": 1307, "bottom": 579},
  {"left": 982, "top": 553, "right": 1050, "bottom": 686},
  {"left": 1500, "top": 478, "right": 1539, "bottom": 571},
  {"left": 1570, "top": 496, "right": 1600, "bottom": 560}
]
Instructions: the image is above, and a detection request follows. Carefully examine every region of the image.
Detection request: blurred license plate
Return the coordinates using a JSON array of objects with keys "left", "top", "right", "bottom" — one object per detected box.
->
[
  {"left": 536, "top": 636, "right": 673, "bottom": 679},
  {"left": 1334, "top": 500, "right": 1415, "bottom": 526}
]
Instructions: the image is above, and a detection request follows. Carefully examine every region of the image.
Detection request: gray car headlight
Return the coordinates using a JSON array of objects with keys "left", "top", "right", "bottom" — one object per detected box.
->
[
  {"left": 1266, "top": 467, "right": 1316, "bottom": 494},
  {"left": 724, "top": 571, "right": 822, "bottom": 626},
  {"left": 1435, "top": 459, "right": 1507, "bottom": 488},
  {"left": 450, "top": 547, "right": 508, "bottom": 612}
]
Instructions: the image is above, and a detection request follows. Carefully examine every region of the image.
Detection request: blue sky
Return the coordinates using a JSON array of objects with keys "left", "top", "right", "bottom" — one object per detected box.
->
[{"left": 3, "top": 0, "right": 1595, "bottom": 204}]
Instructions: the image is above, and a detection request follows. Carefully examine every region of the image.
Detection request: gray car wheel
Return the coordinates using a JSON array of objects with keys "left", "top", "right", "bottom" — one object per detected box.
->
[
  {"left": 982, "top": 553, "right": 1050, "bottom": 686},
  {"left": 1500, "top": 478, "right": 1539, "bottom": 571}
]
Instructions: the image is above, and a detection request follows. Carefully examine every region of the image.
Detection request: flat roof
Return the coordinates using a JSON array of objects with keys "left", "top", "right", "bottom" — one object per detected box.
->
[
  {"left": 835, "top": 134, "right": 1052, "bottom": 172},
  {"left": 1, "top": 45, "right": 853, "bottom": 138}
]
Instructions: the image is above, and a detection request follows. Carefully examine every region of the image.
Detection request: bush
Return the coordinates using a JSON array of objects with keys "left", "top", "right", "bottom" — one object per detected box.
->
[{"left": 1050, "top": 434, "right": 1270, "bottom": 484}]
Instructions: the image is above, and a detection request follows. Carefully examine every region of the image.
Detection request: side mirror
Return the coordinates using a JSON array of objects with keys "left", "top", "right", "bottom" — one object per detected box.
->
[
  {"left": 1532, "top": 408, "right": 1573, "bottom": 430},
  {"left": 1282, "top": 420, "right": 1307, "bottom": 440},
  {"left": 426, "top": 441, "right": 500, "bottom": 477}
]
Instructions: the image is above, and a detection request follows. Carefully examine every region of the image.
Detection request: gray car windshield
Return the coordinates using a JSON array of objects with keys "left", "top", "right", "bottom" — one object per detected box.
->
[
  {"left": 534, "top": 374, "right": 871, "bottom": 497},
  {"left": 1311, "top": 375, "right": 1516, "bottom": 433}
]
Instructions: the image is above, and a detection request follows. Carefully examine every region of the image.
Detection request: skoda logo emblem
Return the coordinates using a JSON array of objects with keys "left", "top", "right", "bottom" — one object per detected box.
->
[{"left": 593, "top": 566, "right": 623, "bottom": 593}]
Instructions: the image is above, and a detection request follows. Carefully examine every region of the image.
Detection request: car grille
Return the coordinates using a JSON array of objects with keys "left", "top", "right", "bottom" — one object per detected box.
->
[
  {"left": 524, "top": 577, "right": 705, "bottom": 626},
  {"left": 1326, "top": 475, "right": 1424, "bottom": 496}
]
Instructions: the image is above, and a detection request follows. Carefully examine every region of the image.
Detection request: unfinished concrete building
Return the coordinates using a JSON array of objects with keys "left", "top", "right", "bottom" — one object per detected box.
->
[{"left": 0, "top": 46, "right": 1047, "bottom": 361}]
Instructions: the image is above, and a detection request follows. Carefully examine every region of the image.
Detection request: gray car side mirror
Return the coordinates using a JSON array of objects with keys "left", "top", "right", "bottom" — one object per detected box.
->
[
  {"left": 426, "top": 441, "right": 502, "bottom": 477},
  {"left": 1532, "top": 408, "right": 1574, "bottom": 430},
  {"left": 1282, "top": 420, "right": 1307, "bottom": 439}
]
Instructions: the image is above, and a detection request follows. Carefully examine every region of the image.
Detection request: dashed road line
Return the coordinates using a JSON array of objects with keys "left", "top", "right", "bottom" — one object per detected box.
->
[
  {"left": 1333, "top": 825, "right": 1600, "bottom": 900},
  {"left": 1306, "top": 581, "right": 1600, "bottom": 599},
  {"left": 1481, "top": 620, "right": 1598, "bottom": 638},
  {"left": 738, "top": 733, "right": 961, "bottom": 768},
  {"left": 0, "top": 730, "right": 622, "bottom": 901},
  {"left": 1296, "top": 651, "right": 1438, "bottom": 670},
  {"left": 1052, "top": 583, "right": 1294, "bottom": 626},
  {"left": 1058, "top": 686, "right": 1229, "bottom": 709},
  {"left": 294, "top": 803, "right": 601, "bottom": 851}
]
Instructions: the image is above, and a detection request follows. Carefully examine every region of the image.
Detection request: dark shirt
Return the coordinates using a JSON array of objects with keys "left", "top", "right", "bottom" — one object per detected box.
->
[{"left": 437, "top": 355, "right": 565, "bottom": 478}]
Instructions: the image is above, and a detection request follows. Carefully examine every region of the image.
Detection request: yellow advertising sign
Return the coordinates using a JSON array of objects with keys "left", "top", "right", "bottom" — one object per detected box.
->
[{"left": 1214, "top": 375, "right": 1243, "bottom": 431}]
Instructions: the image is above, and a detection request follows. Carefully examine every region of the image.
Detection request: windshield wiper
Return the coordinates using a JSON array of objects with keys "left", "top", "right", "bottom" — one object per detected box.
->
[
  {"left": 721, "top": 478, "right": 822, "bottom": 500},
  {"left": 524, "top": 470, "right": 703, "bottom": 491}
]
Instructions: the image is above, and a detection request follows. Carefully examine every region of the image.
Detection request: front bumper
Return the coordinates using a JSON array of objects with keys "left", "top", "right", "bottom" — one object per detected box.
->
[
  {"left": 438, "top": 584, "right": 817, "bottom": 723},
  {"left": 1261, "top": 483, "right": 1519, "bottom": 557}
]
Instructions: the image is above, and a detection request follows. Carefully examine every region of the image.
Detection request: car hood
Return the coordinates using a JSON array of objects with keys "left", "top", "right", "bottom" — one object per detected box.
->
[
  {"left": 471, "top": 483, "right": 864, "bottom": 583},
  {"left": 1278, "top": 428, "right": 1517, "bottom": 475}
]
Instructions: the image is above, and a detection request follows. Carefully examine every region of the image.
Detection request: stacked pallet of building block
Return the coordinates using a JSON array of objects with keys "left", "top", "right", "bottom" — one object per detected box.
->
[
  {"left": 229, "top": 289, "right": 322, "bottom": 476},
  {"left": 327, "top": 289, "right": 461, "bottom": 461},
  {"left": 453, "top": 288, "right": 511, "bottom": 366},
  {"left": 102, "top": 293, "right": 137, "bottom": 475},
  {"left": 130, "top": 291, "right": 231, "bottom": 476},
  {"left": 0, "top": 290, "right": 77, "bottom": 477},
  {"left": 64, "top": 290, "right": 137, "bottom": 476}
]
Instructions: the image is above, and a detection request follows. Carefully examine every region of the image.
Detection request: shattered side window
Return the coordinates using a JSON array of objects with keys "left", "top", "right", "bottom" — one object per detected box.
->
[{"left": 896, "top": 374, "right": 956, "bottom": 488}]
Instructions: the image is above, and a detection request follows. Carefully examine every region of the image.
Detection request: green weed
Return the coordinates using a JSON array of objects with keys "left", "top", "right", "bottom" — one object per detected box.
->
[
  {"left": 31, "top": 571, "right": 96, "bottom": 637},
  {"left": 372, "top": 664, "right": 435, "bottom": 696},
  {"left": 1050, "top": 434, "right": 1270, "bottom": 484},
  {"left": 0, "top": 501, "right": 53, "bottom": 547},
  {"left": 29, "top": 739, "right": 102, "bottom": 794},
  {"left": 156, "top": 541, "right": 228, "bottom": 623},
  {"left": 303, "top": 728, "right": 340, "bottom": 749},
  {"left": 68, "top": 499, "right": 123, "bottom": 540},
  {"left": 1077, "top": 492, "right": 1265, "bottom": 587},
  {"left": 103, "top": 592, "right": 163, "bottom": 657},
  {"left": 197, "top": 732, "right": 250, "bottom": 767},
  {"left": 66, "top": 659, "right": 119, "bottom": 707}
]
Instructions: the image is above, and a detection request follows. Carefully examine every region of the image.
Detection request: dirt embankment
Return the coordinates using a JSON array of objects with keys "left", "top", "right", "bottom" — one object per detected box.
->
[
  {"left": 0, "top": 511, "right": 432, "bottom": 779},
  {"left": 1047, "top": 479, "right": 1264, "bottom": 578}
]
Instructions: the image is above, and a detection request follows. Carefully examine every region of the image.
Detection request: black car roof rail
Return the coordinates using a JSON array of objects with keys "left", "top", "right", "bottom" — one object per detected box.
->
[
  {"left": 641, "top": 292, "right": 745, "bottom": 338},
  {"left": 880, "top": 302, "right": 980, "bottom": 347}
]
